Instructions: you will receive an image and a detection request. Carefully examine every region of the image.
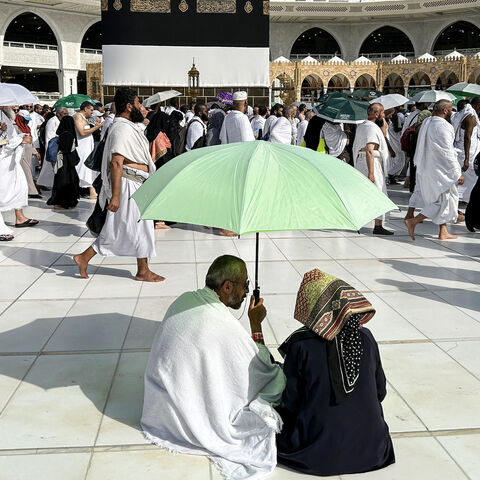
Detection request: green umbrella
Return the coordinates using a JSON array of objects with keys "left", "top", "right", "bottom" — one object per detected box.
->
[
  {"left": 351, "top": 89, "right": 382, "bottom": 99},
  {"left": 447, "top": 83, "right": 480, "bottom": 98},
  {"left": 317, "top": 91, "right": 351, "bottom": 104},
  {"left": 53, "top": 94, "right": 96, "bottom": 109},
  {"left": 132, "top": 142, "right": 396, "bottom": 301},
  {"left": 315, "top": 97, "right": 369, "bottom": 124}
]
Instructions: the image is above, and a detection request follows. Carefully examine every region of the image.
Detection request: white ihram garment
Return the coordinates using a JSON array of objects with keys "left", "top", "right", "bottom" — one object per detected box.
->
[
  {"left": 269, "top": 116, "right": 296, "bottom": 144},
  {"left": 36, "top": 115, "right": 60, "bottom": 188},
  {"left": 452, "top": 104, "right": 480, "bottom": 202},
  {"left": 0, "top": 136, "right": 27, "bottom": 235},
  {"left": 29, "top": 112, "right": 44, "bottom": 149},
  {"left": 251, "top": 115, "right": 266, "bottom": 139},
  {"left": 220, "top": 110, "right": 255, "bottom": 144},
  {"left": 141, "top": 286, "right": 286, "bottom": 480},
  {"left": 93, "top": 117, "right": 156, "bottom": 258},
  {"left": 353, "top": 120, "right": 389, "bottom": 221},
  {"left": 75, "top": 114, "right": 99, "bottom": 188},
  {"left": 320, "top": 122, "right": 347, "bottom": 157},
  {"left": 387, "top": 117, "right": 406, "bottom": 176},
  {"left": 296, "top": 119, "right": 308, "bottom": 146},
  {"left": 414, "top": 116, "right": 461, "bottom": 224}
]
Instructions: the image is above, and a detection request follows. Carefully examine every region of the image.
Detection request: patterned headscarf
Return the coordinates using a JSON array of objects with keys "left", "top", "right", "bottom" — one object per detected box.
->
[{"left": 294, "top": 269, "right": 375, "bottom": 404}]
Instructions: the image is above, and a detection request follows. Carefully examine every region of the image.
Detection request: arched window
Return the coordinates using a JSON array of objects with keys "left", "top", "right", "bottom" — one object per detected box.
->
[
  {"left": 383, "top": 73, "right": 404, "bottom": 94},
  {"left": 354, "top": 74, "right": 376, "bottom": 89},
  {"left": 360, "top": 27, "right": 413, "bottom": 56},
  {"left": 4, "top": 12, "right": 57, "bottom": 46},
  {"left": 328, "top": 74, "right": 350, "bottom": 91},
  {"left": 81, "top": 22, "right": 102, "bottom": 51},
  {"left": 290, "top": 28, "right": 341, "bottom": 57},
  {"left": 433, "top": 21, "right": 480, "bottom": 53}
]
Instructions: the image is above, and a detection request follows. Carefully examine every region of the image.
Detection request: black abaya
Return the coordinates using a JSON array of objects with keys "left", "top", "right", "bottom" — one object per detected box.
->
[{"left": 276, "top": 327, "right": 395, "bottom": 476}]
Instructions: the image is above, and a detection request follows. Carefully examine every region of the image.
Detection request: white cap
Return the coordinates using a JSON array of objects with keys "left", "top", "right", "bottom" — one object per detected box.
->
[
  {"left": 92, "top": 110, "right": 104, "bottom": 117},
  {"left": 233, "top": 91, "right": 248, "bottom": 101}
]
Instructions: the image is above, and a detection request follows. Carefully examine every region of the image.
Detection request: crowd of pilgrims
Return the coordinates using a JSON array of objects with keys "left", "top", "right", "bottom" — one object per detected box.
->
[{"left": 2, "top": 87, "right": 480, "bottom": 478}]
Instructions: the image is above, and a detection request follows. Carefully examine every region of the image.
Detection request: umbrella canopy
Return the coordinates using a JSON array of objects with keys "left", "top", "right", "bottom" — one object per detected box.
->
[
  {"left": 447, "top": 82, "right": 480, "bottom": 98},
  {"left": 53, "top": 94, "right": 95, "bottom": 109},
  {"left": 371, "top": 94, "right": 409, "bottom": 110},
  {"left": 143, "top": 90, "right": 181, "bottom": 108},
  {"left": 133, "top": 142, "right": 396, "bottom": 233},
  {"left": 351, "top": 89, "right": 382, "bottom": 99},
  {"left": 411, "top": 90, "right": 456, "bottom": 103},
  {"left": 0, "top": 83, "right": 39, "bottom": 106},
  {"left": 316, "top": 97, "right": 368, "bottom": 124},
  {"left": 132, "top": 142, "right": 396, "bottom": 300}
]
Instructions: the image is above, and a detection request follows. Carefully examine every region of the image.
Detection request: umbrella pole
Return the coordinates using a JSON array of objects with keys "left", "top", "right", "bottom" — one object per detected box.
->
[{"left": 253, "top": 232, "right": 260, "bottom": 305}]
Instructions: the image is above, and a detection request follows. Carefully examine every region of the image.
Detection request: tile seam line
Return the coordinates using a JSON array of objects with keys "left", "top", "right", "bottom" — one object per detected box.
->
[{"left": 432, "top": 435, "right": 472, "bottom": 480}]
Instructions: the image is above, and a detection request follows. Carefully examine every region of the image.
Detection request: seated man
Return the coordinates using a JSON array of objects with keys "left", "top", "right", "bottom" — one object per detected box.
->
[
  {"left": 141, "top": 255, "right": 286, "bottom": 480},
  {"left": 276, "top": 269, "right": 395, "bottom": 476}
]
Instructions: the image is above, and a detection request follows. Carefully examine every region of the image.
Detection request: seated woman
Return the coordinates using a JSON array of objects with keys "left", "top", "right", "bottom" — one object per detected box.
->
[{"left": 276, "top": 269, "right": 395, "bottom": 476}]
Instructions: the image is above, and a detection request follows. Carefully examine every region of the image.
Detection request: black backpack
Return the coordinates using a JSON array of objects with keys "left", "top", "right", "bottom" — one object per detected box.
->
[{"left": 172, "top": 118, "right": 205, "bottom": 157}]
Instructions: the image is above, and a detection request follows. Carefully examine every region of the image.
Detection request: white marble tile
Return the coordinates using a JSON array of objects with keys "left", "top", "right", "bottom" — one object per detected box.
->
[
  {"left": 139, "top": 263, "right": 197, "bottom": 297},
  {"left": 86, "top": 450, "right": 211, "bottom": 480},
  {"left": 379, "top": 290, "right": 480, "bottom": 340},
  {"left": 0, "top": 242, "right": 28, "bottom": 263},
  {"left": 44, "top": 298, "right": 137, "bottom": 352},
  {"left": 80, "top": 265, "right": 141, "bottom": 299},
  {"left": 0, "top": 453, "right": 90, "bottom": 480},
  {"left": 431, "top": 236, "right": 480, "bottom": 257},
  {"left": 0, "top": 355, "right": 36, "bottom": 410},
  {"left": 194, "top": 238, "right": 239, "bottom": 263},
  {"left": 21, "top": 266, "right": 95, "bottom": 300},
  {"left": 272, "top": 238, "right": 331, "bottom": 261},
  {"left": 437, "top": 434, "right": 480, "bottom": 480},
  {"left": 124, "top": 296, "right": 176, "bottom": 349},
  {"left": 0, "top": 265, "right": 46, "bottom": 300},
  {"left": 429, "top": 255, "right": 480, "bottom": 285},
  {"left": 233, "top": 238, "right": 286, "bottom": 262},
  {"left": 312, "top": 237, "right": 375, "bottom": 260},
  {"left": 438, "top": 340, "right": 480, "bottom": 378},
  {"left": 2, "top": 242, "right": 71, "bottom": 267},
  {"left": 212, "top": 464, "right": 341, "bottom": 480},
  {"left": 96, "top": 352, "right": 150, "bottom": 446},
  {"left": 245, "top": 261, "right": 303, "bottom": 295},
  {"left": 0, "top": 353, "right": 118, "bottom": 448},
  {"left": 379, "top": 343, "right": 480, "bottom": 430},
  {"left": 150, "top": 240, "right": 196, "bottom": 263},
  {"left": 433, "top": 289, "right": 480, "bottom": 322},
  {"left": 54, "top": 242, "right": 104, "bottom": 266},
  {"left": 340, "top": 437, "right": 468, "bottom": 479},
  {"left": 0, "top": 300, "right": 74, "bottom": 353},
  {"left": 267, "top": 230, "right": 307, "bottom": 239},
  {"left": 350, "top": 237, "right": 418, "bottom": 259},
  {"left": 262, "top": 294, "right": 298, "bottom": 344},
  {"left": 154, "top": 225, "right": 195, "bottom": 241}
]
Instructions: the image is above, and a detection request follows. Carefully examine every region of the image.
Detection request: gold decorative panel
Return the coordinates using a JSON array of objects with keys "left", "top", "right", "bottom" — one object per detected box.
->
[
  {"left": 197, "top": 0, "right": 236, "bottom": 14},
  {"left": 263, "top": 0, "right": 269, "bottom": 14},
  {"left": 101, "top": 0, "right": 108, "bottom": 10},
  {"left": 131, "top": 0, "right": 171, "bottom": 12},
  {"left": 244, "top": 0, "right": 253, "bottom": 12},
  {"left": 113, "top": 0, "right": 122, "bottom": 10}
]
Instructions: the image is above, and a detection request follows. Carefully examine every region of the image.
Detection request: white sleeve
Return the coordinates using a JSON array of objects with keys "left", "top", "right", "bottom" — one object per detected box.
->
[
  {"left": 186, "top": 121, "right": 203, "bottom": 150},
  {"left": 240, "top": 117, "right": 255, "bottom": 142}
]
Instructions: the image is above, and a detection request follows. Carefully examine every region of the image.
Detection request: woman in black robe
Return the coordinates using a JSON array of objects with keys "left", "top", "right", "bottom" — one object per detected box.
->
[
  {"left": 47, "top": 116, "right": 80, "bottom": 210},
  {"left": 276, "top": 269, "right": 395, "bottom": 476}
]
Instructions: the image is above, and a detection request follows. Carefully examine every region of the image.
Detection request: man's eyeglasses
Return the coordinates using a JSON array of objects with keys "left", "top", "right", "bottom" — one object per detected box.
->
[{"left": 227, "top": 279, "right": 250, "bottom": 291}]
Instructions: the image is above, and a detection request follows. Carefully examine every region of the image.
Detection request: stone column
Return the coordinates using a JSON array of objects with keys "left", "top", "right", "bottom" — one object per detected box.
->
[{"left": 57, "top": 69, "right": 79, "bottom": 97}]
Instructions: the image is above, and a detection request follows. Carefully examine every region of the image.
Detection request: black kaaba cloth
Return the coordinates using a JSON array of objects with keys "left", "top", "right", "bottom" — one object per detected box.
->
[{"left": 102, "top": 0, "right": 270, "bottom": 87}]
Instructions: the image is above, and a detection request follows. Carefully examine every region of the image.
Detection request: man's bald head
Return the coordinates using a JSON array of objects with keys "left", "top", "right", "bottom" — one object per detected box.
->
[
  {"left": 432, "top": 100, "right": 453, "bottom": 121},
  {"left": 367, "top": 103, "right": 385, "bottom": 122}
]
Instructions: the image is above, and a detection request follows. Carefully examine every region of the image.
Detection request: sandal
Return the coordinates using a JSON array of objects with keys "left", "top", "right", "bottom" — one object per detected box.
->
[
  {"left": 15, "top": 219, "right": 39, "bottom": 228},
  {"left": 0, "top": 234, "right": 14, "bottom": 241}
]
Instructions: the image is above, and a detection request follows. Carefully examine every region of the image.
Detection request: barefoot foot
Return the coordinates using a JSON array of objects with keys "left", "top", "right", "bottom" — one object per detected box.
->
[
  {"left": 404, "top": 218, "right": 417, "bottom": 240},
  {"left": 154, "top": 222, "right": 172, "bottom": 230},
  {"left": 73, "top": 254, "right": 89, "bottom": 278},
  {"left": 136, "top": 270, "right": 166, "bottom": 282},
  {"left": 439, "top": 232, "right": 457, "bottom": 240},
  {"left": 53, "top": 205, "right": 67, "bottom": 210},
  {"left": 219, "top": 229, "right": 237, "bottom": 237}
]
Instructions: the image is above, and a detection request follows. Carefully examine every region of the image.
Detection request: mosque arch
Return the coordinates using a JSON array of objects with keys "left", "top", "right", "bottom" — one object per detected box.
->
[
  {"left": 327, "top": 73, "right": 350, "bottom": 91},
  {"left": 81, "top": 21, "right": 102, "bottom": 51},
  {"left": 408, "top": 71, "right": 431, "bottom": 89},
  {"left": 359, "top": 26, "right": 414, "bottom": 56},
  {"left": 354, "top": 74, "right": 376, "bottom": 89},
  {"left": 432, "top": 21, "right": 480, "bottom": 53},
  {"left": 467, "top": 68, "right": 480, "bottom": 84},
  {"left": 383, "top": 73, "right": 404, "bottom": 93},
  {"left": 301, "top": 74, "right": 323, "bottom": 100},
  {"left": 435, "top": 70, "right": 459, "bottom": 89},
  {"left": 290, "top": 28, "right": 342, "bottom": 58},
  {"left": 4, "top": 12, "right": 58, "bottom": 46}
]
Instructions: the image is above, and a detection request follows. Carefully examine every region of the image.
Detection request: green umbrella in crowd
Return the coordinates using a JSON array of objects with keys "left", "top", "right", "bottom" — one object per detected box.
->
[
  {"left": 316, "top": 96, "right": 369, "bottom": 124},
  {"left": 351, "top": 89, "right": 382, "bottom": 99},
  {"left": 447, "top": 82, "right": 480, "bottom": 98},
  {"left": 53, "top": 94, "right": 96, "bottom": 109},
  {"left": 132, "top": 142, "right": 396, "bottom": 301}
]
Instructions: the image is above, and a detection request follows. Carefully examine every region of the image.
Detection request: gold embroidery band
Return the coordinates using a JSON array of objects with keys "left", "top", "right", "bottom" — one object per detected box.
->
[
  {"left": 131, "top": 0, "right": 171, "bottom": 12},
  {"left": 263, "top": 0, "right": 269, "bottom": 14},
  {"left": 197, "top": 0, "right": 236, "bottom": 14},
  {"left": 101, "top": 0, "right": 108, "bottom": 11}
]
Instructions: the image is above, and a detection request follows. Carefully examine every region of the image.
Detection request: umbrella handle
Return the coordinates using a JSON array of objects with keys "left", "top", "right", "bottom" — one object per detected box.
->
[
  {"left": 253, "top": 288, "right": 260, "bottom": 305},
  {"left": 254, "top": 232, "right": 260, "bottom": 305}
]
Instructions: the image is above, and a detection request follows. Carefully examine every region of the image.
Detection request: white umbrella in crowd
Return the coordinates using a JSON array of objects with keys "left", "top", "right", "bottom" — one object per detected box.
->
[
  {"left": 143, "top": 90, "right": 181, "bottom": 108},
  {"left": 0, "top": 83, "right": 39, "bottom": 106},
  {"left": 411, "top": 90, "right": 456, "bottom": 103},
  {"left": 370, "top": 94, "right": 409, "bottom": 110}
]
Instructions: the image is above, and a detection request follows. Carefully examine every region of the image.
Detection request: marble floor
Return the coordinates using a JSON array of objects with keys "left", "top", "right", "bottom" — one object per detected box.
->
[{"left": 0, "top": 185, "right": 479, "bottom": 480}]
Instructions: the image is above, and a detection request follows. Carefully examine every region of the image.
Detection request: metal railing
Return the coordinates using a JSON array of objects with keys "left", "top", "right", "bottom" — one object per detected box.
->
[
  {"left": 80, "top": 48, "right": 102, "bottom": 55},
  {"left": 433, "top": 48, "right": 479, "bottom": 57},
  {"left": 289, "top": 52, "right": 415, "bottom": 62},
  {"left": 3, "top": 41, "right": 58, "bottom": 51}
]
